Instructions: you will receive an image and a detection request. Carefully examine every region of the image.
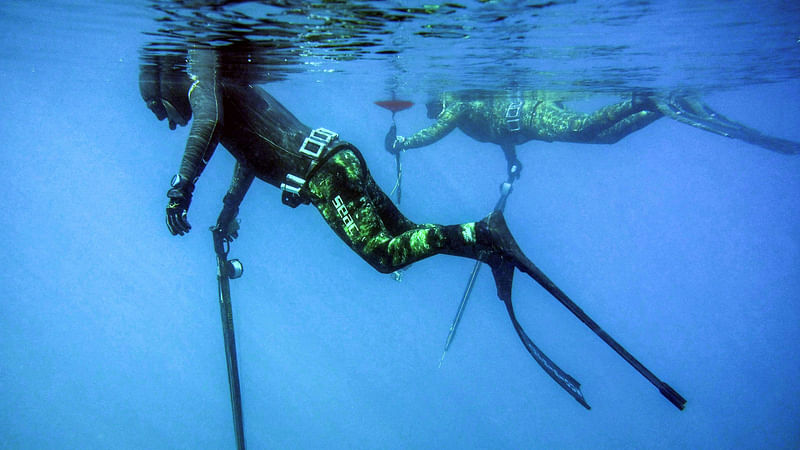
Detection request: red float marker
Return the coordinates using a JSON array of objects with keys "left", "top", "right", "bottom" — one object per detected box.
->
[
  {"left": 376, "top": 97, "right": 414, "bottom": 206},
  {"left": 375, "top": 99, "right": 414, "bottom": 113}
]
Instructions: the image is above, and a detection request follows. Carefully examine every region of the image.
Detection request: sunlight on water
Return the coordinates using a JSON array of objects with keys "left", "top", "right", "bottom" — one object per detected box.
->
[{"left": 4, "top": 0, "right": 798, "bottom": 94}]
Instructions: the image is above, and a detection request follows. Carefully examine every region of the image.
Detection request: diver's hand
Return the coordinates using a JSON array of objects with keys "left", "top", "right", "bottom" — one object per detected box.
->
[
  {"left": 166, "top": 189, "right": 192, "bottom": 235},
  {"left": 166, "top": 175, "right": 194, "bottom": 236},
  {"left": 390, "top": 135, "right": 406, "bottom": 154},
  {"left": 214, "top": 204, "right": 240, "bottom": 241}
]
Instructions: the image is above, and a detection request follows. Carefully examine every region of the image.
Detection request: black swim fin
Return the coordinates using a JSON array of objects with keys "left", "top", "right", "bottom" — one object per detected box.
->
[
  {"left": 482, "top": 213, "right": 590, "bottom": 409},
  {"left": 503, "top": 296, "right": 591, "bottom": 409},
  {"left": 741, "top": 133, "right": 800, "bottom": 155},
  {"left": 482, "top": 211, "right": 687, "bottom": 410},
  {"left": 489, "top": 257, "right": 514, "bottom": 302},
  {"left": 485, "top": 253, "right": 590, "bottom": 409},
  {"left": 657, "top": 95, "right": 800, "bottom": 155}
]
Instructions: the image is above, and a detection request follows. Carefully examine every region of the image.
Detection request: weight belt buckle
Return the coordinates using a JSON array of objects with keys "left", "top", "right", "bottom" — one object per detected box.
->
[
  {"left": 299, "top": 127, "right": 339, "bottom": 159},
  {"left": 280, "top": 173, "right": 308, "bottom": 207},
  {"left": 506, "top": 100, "right": 522, "bottom": 132}
]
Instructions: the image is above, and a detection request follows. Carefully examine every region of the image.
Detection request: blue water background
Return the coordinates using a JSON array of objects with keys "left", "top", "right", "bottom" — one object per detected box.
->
[{"left": 1, "top": 1, "right": 799, "bottom": 449}]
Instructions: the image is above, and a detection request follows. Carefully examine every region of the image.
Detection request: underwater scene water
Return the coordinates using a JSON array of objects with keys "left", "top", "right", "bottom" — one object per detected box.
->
[{"left": 1, "top": 1, "right": 799, "bottom": 448}]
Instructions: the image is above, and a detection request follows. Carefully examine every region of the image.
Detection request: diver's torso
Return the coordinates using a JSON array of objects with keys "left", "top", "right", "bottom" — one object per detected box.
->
[
  {"left": 455, "top": 95, "right": 545, "bottom": 146},
  {"left": 217, "top": 84, "right": 313, "bottom": 187}
]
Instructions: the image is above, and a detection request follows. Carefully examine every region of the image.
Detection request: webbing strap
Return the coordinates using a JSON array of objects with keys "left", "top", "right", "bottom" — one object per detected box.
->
[{"left": 280, "top": 135, "right": 364, "bottom": 208}]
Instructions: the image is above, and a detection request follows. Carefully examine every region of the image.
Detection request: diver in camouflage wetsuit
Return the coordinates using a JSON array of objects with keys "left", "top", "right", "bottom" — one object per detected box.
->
[
  {"left": 139, "top": 51, "right": 532, "bottom": 297},
  {"left": 393, "top": 90, "right": 800, "bottom": 177}
]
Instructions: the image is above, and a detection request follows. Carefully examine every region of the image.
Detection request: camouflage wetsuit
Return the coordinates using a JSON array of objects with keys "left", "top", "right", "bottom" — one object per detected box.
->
[
  {"left": 398, "top": 90, "right": 800, "bottom": 159},
  {"left": 400, "top": 91, "right": 660, "bottom": 151},
  {"left": 144, "top": 54, "right": 486, "bottom": 274}
]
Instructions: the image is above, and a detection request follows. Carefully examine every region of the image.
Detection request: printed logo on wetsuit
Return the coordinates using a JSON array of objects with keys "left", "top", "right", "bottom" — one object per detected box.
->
[{"left": 333, "top": 195, "right": 358, "bottom": 236}]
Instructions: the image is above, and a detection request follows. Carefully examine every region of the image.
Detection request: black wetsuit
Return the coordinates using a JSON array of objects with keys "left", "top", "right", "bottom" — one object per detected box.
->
[{"left": 171, "top": 62, "right": 487, "bottom": 274}]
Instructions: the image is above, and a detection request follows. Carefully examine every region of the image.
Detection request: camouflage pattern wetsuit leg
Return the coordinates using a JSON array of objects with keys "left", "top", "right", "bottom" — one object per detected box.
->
[
  {"left": 530, "top": 98, "right": 662, "bottom": 144},
  {"left": 402, "top": 94, "right": 663, "bottom": 151},
  {"left": 306, "top": 147, "right": 480, "bottom": 273}
]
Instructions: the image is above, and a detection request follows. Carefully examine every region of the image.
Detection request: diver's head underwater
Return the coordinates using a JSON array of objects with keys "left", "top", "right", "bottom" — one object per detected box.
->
[
  {"left": 425, "top": 98, "right": 444, "bottom": 119},
  {"left": 139, "top": 60, "right": 193, "bottom": 130},
  {"left": 425, "top": 91, "right": 464, "bottom": 119}
]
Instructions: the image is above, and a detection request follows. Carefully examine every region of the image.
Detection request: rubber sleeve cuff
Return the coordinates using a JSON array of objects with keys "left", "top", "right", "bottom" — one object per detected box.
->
[
  {"left": 169, "top": 174, "right": 195, "bottom": 195},
  {"left": 222, "top": 192, "right": 243, "bottom": 207}
]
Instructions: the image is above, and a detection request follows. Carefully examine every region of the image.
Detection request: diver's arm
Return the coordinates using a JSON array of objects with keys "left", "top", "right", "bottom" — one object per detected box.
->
[
  {"left": 165, "top": 80, "right": 222, "bottom": 236},
  {"left": 400, "top": 103, "right": 465, "bottom": 149},
  {"left": 166, "top": 49, "right": 223, "bottom": 236},
  {"left": 215, "top": 161, "right": 255, "bottom": 240},
  {"left": 178, "top": 56, "right": 223, "bottom": 184}
]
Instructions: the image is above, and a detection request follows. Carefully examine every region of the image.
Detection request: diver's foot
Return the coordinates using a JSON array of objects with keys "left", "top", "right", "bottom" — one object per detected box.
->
[
  {"left": 478, "top": 211, "right": 537, "bottom": 282},
  {"left": 479, "top": 211, "right": 525, "bottom": 259},
  {"left": 488, "top": 255, "right": 515, "bottom": 302},
  {"left": 631, "top": 92, "right": 660, "bottom": 112},
  {"left": 649, "top": 93, "right": 741, "bottom": 137},
  {"left": 660, "top": 94, "right": 717, "bottom": 120}
]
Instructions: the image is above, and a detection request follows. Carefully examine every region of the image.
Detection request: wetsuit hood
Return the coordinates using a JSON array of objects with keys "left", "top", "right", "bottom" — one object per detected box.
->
[
  {"left": 139, "top": 61, "right": 193, "bottom": 129},
  {"left": 159, "top": 74, "right": 193, "bottom": 129},
  {"left": 139, "top": 64, "right": 168, "bottom": 121},
  {"left": 426, "top": 92, "right": 460, "bottom": 118},
  {"left": 426, "top": 98, "right": 444, "bottom": 119}
]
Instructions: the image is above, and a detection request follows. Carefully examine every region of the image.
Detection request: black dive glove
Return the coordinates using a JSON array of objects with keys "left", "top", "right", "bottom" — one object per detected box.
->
[
  {"left": 384, "top": 123, "right": 407, "bottom": 155},
  {"left": 166, "top": 174, "right": 194, "bottom": 236},
  {"left": 390, "top": 136, "right": 406, "bottom": 155},
  {"left": 214, "top": 193, "right": 241, "bottom": 241}
]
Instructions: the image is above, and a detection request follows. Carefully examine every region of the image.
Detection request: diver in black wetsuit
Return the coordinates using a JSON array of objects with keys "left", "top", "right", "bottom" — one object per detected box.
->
[
  {"left": 139, "top": 49, "right": 535, "bottom": 299},
  {"left": 392, "top": 90, "right": 800, "bottom": 177}
]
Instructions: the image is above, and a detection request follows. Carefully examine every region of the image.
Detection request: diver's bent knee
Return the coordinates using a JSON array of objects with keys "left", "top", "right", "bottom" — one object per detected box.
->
[
  {"left": 372, "top": 262, "right": 398, "bottom": 274},
  {"left": 364, "top": 257, "right": 401, "bottom": 274}
]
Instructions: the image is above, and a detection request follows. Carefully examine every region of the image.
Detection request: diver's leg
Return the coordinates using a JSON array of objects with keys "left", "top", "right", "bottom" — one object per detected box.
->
[
  {"left": 532, "top": 99, "right": 655, "bottom": 143},
  {"left": 501, "top": 144, "right": 522, "bottom": 179},
  {"left": 573, "top": 98, "right": 660, "bottom": 138},
  {"left": 593, "top": 111, "right": 662, "bottom": 144},
  {"left": 306, "top": 147, "right": 547, "bottom": 301},
  {"left": 306, "top": 149, "right": 481, "bottom": 273},
  {"left": 363, "top": 171, "right": 416, "bottom": 235}
]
